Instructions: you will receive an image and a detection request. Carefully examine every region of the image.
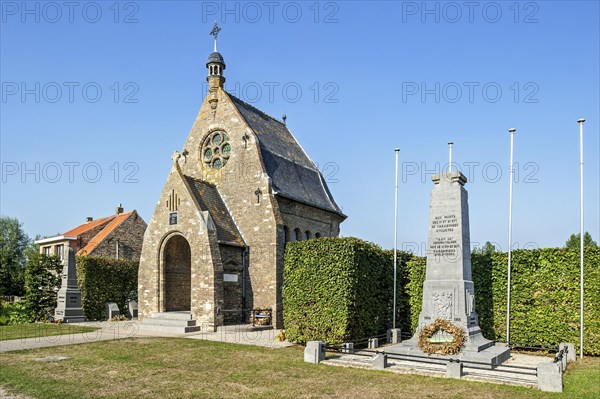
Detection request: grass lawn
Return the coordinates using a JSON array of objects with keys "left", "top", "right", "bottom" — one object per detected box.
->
[
  {"left": 0, "top": 324, "right": 98, "bottom": 341},
  {"left": 0, "top": 338, "right": 598, "bottom": 399}
]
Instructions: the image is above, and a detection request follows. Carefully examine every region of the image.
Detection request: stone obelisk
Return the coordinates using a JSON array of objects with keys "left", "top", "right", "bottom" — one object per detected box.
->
[
  {"left": 390, "top": 171, "right": 510, "bottom": 367},
  {"left": 54, "top": 248, "right": 86, "bottom": 323}
]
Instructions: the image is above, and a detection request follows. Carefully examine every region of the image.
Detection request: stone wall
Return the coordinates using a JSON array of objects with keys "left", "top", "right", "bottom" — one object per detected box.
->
[
  {"left": 138, "top": 86, "right": 344, "bottom": 330},
  {"left": 76, "top": 223, "right": 109, "bottom": 253},
  {"left": 88, "top": 211, "right": 147, "bottom": 261},
  {"left": 178, "top": 89, "right": 281, "bottom": 327},
  {"left": 277, "top": 197, "right": 344, "bottom": 240},
  {"left": 138, "top": 164, "right": 224, "bottom": 329},
  {"left": 219, "top": 244, "right": 244, "bottom": 323}
]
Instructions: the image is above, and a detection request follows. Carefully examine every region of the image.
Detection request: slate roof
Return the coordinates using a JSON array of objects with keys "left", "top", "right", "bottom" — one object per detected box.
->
[
  {"left": 207, "top": 52, "right": 225, "bottom": 65},
  {"left": 184, "top": 176, "right": 245, "bottom": 247},
  {"left": 229, "top": 95, "right": 345, "bottom": 217},
  {"left": 77, "top": 211, "right": 134, "bottom": 256}
]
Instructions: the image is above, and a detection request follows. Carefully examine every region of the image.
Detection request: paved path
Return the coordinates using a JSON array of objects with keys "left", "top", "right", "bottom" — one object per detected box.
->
[{"left": 0, "top": 320, "right": 291, "bottom": 353}]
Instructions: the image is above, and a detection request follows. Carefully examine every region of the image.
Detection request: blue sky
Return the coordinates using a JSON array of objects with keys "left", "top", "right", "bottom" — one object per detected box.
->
[{"left": 1, "top": 0, "right": 599, "bottom": 253}]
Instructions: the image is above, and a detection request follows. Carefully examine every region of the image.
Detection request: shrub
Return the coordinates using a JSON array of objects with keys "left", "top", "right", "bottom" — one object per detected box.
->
[
  {"left": 405, "top": 248, "right": 600, "bottom": 355},
  {"left": 472, "top": 248, "right": 600, "bottom": 355},
  {"left": 0, "top": 302, "right": 30, "bottom": 325},
  {"left": 24, "top": 253, "right": 62, "bottom": 322},
  {"left": 283, "top": 240, "right": 599, "bottom": 355},
  {"left": 76, "top": 257, "right": 138, "bottom": 320},
  {"left": 283, "top": 237, "right": 413, "bottom": 344}
]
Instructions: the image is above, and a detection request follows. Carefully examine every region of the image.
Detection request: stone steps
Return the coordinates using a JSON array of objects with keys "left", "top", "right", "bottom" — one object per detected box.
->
[
  {"left": 150, "top": 311, "right": 193, "bottom": 320},
  {"left": 141, "top": 312, "right": 201, "bottom": 333}
]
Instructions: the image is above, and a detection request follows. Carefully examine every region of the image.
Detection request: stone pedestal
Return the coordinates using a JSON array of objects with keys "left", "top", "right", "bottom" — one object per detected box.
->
[
  {"left": 388, "top": 172, "right": 509, "bottom": 368},
  {"left": 54, "top": 248, "right": 86, "bottom": 323},
  {"left": 304, "top": 341, "right": 325, "bottom": 363}
]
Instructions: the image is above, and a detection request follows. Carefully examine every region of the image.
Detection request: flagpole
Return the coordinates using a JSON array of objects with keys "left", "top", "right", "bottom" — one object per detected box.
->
[
  {"left": 577, "top": 118, "right": 585, "bottom": 358},
  {"left": 506, "top": 128, "right": 516, "bottom": 344},
  {"left": 448, "top": 142, "right": 453, "bottom": 172},
  {"left": 393, "top": 148, "right": 400, "bottom": 329}
]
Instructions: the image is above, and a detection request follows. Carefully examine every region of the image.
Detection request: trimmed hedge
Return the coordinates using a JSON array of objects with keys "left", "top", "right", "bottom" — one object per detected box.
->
[
  {"left": 283, "top": 237, "right": 413, "bottom": 344},
  {"left": 76, "top": 257, "right": 138, "bottom": 320},
  {"left": 284, "top": 239, "right": 599, "bottom": 354},
  {"left": 473, "top": 248, "right": 600, "bottom": 355},
  {"left": 24, "top": 253, "right": 62, "bottom": 322},
  {"left": 405, "top": 256, "right": 426, "bottom": 332},
  {"left": 406, "top": 248, "right": 600, "bottom": 355}
]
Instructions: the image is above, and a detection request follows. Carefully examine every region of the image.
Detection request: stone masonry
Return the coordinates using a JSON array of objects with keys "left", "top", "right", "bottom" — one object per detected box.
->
[{"left": 138, "top": 40, "right": 345, "bottom": 331}]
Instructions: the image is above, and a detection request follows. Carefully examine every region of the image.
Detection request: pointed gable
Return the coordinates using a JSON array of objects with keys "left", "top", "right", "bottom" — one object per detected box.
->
[{"left": 228, "top": 94, "right": 345, "bottom": 217}]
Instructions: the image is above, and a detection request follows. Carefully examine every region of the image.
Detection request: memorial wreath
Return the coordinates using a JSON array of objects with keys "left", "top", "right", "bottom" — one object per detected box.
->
[{"left": 418, "top": 318, "right": 466, "bottom": 355}]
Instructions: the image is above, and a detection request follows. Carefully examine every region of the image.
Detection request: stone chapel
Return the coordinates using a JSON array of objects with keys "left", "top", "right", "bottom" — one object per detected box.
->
[{"left": 138, "top": 31, "right": 346, "bottom": 331}]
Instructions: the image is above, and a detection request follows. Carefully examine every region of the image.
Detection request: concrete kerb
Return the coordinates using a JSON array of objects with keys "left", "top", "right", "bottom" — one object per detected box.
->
[
  {"left": 304, "top": 341, "right": 326, "bottom": 363},
  {"left": 537, "top": 362, "right": 563, "bottom": 392},
  {"left": 446, "top": 359, "right": 462, "bottom": 379},
  {"left": 342, "top": 342, "right": 354, "bottom": 354},
  {"left": 368, "top": 338, "right": 379, "bottom": 349},
  {"left": 373, "top": 353, "right": 388, "bottom": 370},
  {"left": 387, "top": 328, "right": 401, "bottom": 344}
]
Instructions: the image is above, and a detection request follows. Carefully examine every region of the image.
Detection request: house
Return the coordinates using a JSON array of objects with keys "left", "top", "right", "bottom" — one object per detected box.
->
[
  {"left": 35, "top": 204, "right": 147, "bottom": 262},
  {"left": 138, "top": 28, "right": 346, "bottom": 331}
]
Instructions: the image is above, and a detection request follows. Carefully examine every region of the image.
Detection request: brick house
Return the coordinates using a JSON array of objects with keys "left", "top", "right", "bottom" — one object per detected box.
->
[
  {"left": 35, "top": 204, "right": 147, "bottom": 262},
  {"left": 138, "top": 32, "right": 346, "bottom": 331}
]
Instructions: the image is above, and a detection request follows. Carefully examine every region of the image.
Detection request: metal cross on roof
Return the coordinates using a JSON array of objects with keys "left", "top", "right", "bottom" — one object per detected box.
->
[{"left": 209, "top": 22, "right": 222, "bottom": 52}]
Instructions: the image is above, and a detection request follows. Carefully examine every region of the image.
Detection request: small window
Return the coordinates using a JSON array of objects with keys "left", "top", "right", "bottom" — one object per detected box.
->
[
  {"left": 315, "top": 233, "right": 322, "bottom": 239},
  {"left": 55, "top": 244, "right": 64, "bottom": 261},
  {"left": 294, "top": 228, "right": 302, "bottom": 241},
  {"left": 169, "top": 212, "right": 178, "bottom": 225},
  {"left": 304, "top": 230, "right": 311, "bottom": 240},
  {"left": 283, "top": 226, "right": 290, "bottom": 243},
  {"left": 42, "top": 246, "right": 51, "bottom": 256}
]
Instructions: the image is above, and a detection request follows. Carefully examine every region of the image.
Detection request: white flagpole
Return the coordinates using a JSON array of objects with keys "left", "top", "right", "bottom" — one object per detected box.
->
[
  {"left": 393, "top": 148, "right": 400, "bottom": 329},
  {"left": 506, "top": 128, "right": 516, "bottom": 343},
  {"left": 448, "top": 142, "right": 454, "bottom": 173},
  {"left": 577, "top": 118, "right": 585, "bottom": 358}
]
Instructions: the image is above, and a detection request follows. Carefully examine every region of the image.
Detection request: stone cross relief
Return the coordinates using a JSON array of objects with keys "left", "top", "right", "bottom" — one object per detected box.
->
[
  {"left": 254, "top": 188, "right": 262, "bottom": 204},
  {"left": 242, "top": 133, "right": 250, "bottom": 148},
  {"left": 433, "top": 291, "right": 453, "bottom": 320}
]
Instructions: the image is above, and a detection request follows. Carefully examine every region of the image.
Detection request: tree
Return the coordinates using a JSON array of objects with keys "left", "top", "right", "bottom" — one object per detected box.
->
[
  {"left": 472, "top": 241, "right": 498, "bottom": 255},
  {"left": 565, "top": 232, "right": 598, "bottom": 249},
  {"left": 24, "top": 252, "right": 63, "bottom": 321},
  {"left": 0, "top": 216, "right": 30, "bottom": 296}
]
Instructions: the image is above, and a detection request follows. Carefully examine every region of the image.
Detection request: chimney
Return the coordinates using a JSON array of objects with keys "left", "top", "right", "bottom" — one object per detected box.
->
[
  {"left": 116, "top": 203, "right": 124, "bottom": 214},
  {"left": 86, "top": 217, "right": 93, "bottom": 222}
]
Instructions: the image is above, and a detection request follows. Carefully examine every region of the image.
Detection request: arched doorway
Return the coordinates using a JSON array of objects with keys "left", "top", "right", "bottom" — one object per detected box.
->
[{"left": 163, "top": 235, "right": 191, "bottom": 311}]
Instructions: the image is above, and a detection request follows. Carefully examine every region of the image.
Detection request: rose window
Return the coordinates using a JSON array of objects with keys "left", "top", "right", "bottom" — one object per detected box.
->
[{"left": 202, "top": 131, "right": 231, "bottom": 169}]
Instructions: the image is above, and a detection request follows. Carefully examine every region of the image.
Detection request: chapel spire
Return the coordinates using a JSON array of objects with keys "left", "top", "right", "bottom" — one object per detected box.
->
[{"left": 207, "top": 22, "right": 225, "bottom": 89}]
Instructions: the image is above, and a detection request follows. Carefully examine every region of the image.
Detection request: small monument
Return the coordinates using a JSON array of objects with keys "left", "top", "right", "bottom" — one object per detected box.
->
[
  {"left": 54, "top": 248, "right": 86, "bottom": 323},
  {"left": 389, "top": 146, "right": 510, "bottom": 367}
]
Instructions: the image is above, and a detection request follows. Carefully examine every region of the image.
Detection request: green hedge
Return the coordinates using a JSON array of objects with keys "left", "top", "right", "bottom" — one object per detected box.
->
[
  {"left": 284, "top": 240, "right": 599, "bottom": 354},
  {"left": 283, "top": 237, "right": 413, "bottom": 344},
  {"left": 473, "top": 248, "right": 600, "bottom": 355},
  {"left": 405, "top": 248, "right": 600, "bottom": 355},
  {"left": 24, "top": 253, "right": 62, "bottom": 322},
  {"left": 76, "top": 257, "right": 138, "bottom": 321},
  {"left": 405, "top": 256, "right": 426, "bottom": 332}
]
